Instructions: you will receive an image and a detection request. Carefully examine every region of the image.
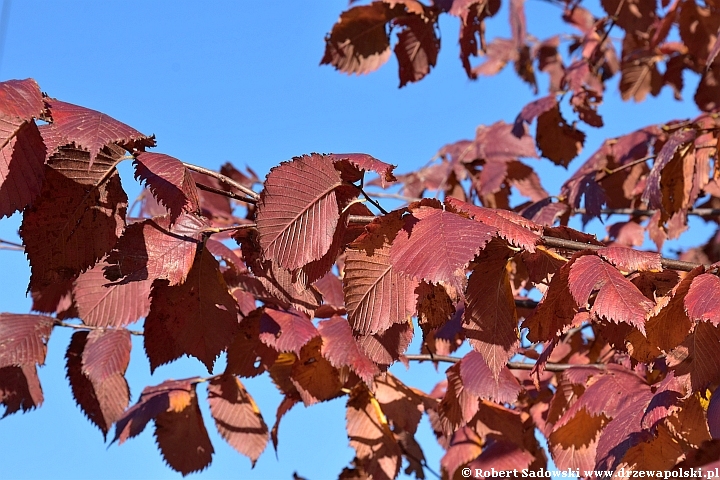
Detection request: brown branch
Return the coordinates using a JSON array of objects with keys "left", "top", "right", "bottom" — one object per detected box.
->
[
  {"left": 202, "top": 223, "right": 257, "bottom": 234},
  {"left": 195, "top": 181, "right": 257, "bottom": 204},
  {"left": 0, "top": 238, "right": 24, "bottom": 250},
  {"left": 183, "top": 162, "right": 260, "bottom": 201},
  {"left": 53, "top": 320, "right": 143, "bottom": 336},
  {"left": 403, "top": 354, "right": 606, "bottom": 372}
]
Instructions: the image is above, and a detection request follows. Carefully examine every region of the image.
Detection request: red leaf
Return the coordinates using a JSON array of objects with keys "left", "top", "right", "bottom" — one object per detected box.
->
[
  {"left": 82, "top": 329, "right": 131, "bottom": 384},
  {"left": 463, "top": 244, "right": 519, "bottom": 378},
  {"left": 0, "top": 313, "right": 54, "bottom": 367},
  {"left": 346, "top": 385, "right": 402, "bottom": 480},
  {"left": 568, "top": 254, "right": 654, "bottom": 334},
  {"left": 43, "top": 98, "right": 154, "bottom": 167},
  {"left": 685, "top": 273, "right": 720, "bottom": 325},
  {"left": 641, "top": 128, "right": 697, "bottom": 210},
  {"left": 318, "top": 316, "right": 379, "bottom": 386},
  {"left": 459, "top": 351, "right": 522, "bottom": 403},
  {"left": 0, "top": 79, "right": 43, "bottom": 119},
  {"left": 391, "top": 206, "right": 496, "bottom": 293},
  {"left": 113, "top": 379, "right": 214, "bottom": 476},
  {"left": 356, "top": 320, "right": 414, "bottom": 366},
  {"left": 454, "top": 0, "right": 501, "bottom": 79},
  {"left": 475, "top": 121, "right": 538, "bottom": 162},
  {"left": 66, "top": 331, "right": 130, "bottom": 436},
  {"left": 0, "top": 364, "right": 43, "bottom": 416},
  {"left": 133, "top": 152, "right": 200, "bottom": 222},
  {"left": 344, "top": 212, "right": 418, "bottom": 335},
  {"left": 394, "top": 13, "right": 440, "bottom": 87},
  {"left": 270, "top": 394, "right": 299, "bottom": 451},
  {"left": 321, "top": 3, "right": 394, "bottom": 75},
  {"left": 225, "top": 309, "right": 278, "bottom": 378},
  {"left": 21, "top": 165, "right": 127, "bottom": 291},
  {"left": 596, "top": 246, "right": 662, "bottom": 271},
  {"left": 73, "top": 259, "right": 152, "bottom": 327},
  {"left": 667, "top": 321, "right": 720, "bottom": 391},
  {"left": 440, "top": 426, "right": 483, "bottom": 478},
  {"left": 327, "top": 153, "right": 397, "bottom": 187},
  {"left": 289, "top": 337, "right": 344, "bottom": 406},
  {"left": 256, "top": 153, "right": 356, "bottom": 270},
  {"left": 314, "top": 271, "right": 345, "bottom": 310},
  {"left": 513, "top": 95, "right": 558, "bottom": 137},
  {"left": 143, "top": 248, "right": 239, "bottom": 372},
  {"left": 105, "top": 213, "right": 207, "bottom": 286},
  {"left": 447, "top": 197, "right": 541, "bottom": 252},
  {"left": 0, "top": 117, "right": 46, "bottom": 218},
  {"left": 207, "top": 374, "right": 269, "bottom": 466},
  {"left": 535, "top": 103, "right": 586, "bottom": 167},
  {"left": 259, "top": 308, "right": 318, "bottom": 355}
]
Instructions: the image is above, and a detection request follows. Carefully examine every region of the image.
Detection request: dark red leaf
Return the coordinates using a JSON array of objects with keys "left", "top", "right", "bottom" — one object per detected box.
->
[
  {"left": 346, "top": 385, "right": 402, "bottom": 480},
  {"left": 535, "top": 104, "right": 586, "bottom": 167},
  {"left": 568, "top": 254, "right": 654, "bottom": 334},
  {"left": 440, "top": 426, "right": 483, "bottom": 478},
  {"left": 318, "top": 316, "right": 379, "bottom": 386},
  {"left": 463, "top": 244, "right": 519, "bottom": 378},
  {"left": 259, "top": 308, "right": 318, "bottom": 355},
  {"left": 641, "top": 128, "right": 697, "bottom": 209},
  {"left": 0, "top": 117, "right": 45, "bottom": 218},
  {"left": 447, "top": 197, "right": 540, "bottom": 252},
  {"left": 133, "top": 152, "right": 200, "bottom": 222},
  {"left": 0, "top": 313, "right": 54, "bottom": 368},
  {"left": 43, "top": 98, "right": 154, "bottom": 167},
  {"left": 144, "top": 248, "right": 239, "bottom": 372},
  {"left": 454, "top": 0, "right": 501, "bottom": 79},
  {"left": 66, "top": 331, "right": 130, "bottom": 436},
  {"left": 321, "top": 3, "right": 395, "bottom": 75},
  {"left": 225, "top": 309, "right": 278, "bottom": 378},
  {"left": 21, "top": 165, "right": 127, "bottom": 291},
  {"left": 475, "top": 121, "right": 538, "bottom": 162},
  {"left": 667, "top": 321, "right": 720, "bottom": 391},
  {"left": 394, "top": 13, "right": 440, "bottom": 87},
  {"left": 270, "top": 394, "right": 299, "bottom": 451},
  {"left": 685, "top": 273, "right": 720, "bottom": 325},
  {"left": 314, "top": 271, "right": 345, "bottom": 310},
  {"left": 257, "top": 153, "right": 356, "bottom": 270},
  {"left": 709, "top": 385, "right": 720, "bottom": 438},
  {"left": 289, "top": 337, "right": 344, "bottom": 406},
  {"left": 328, "top": 153, "right": 397, "bottom": 188},
  {"left": 0, "top": 79, "right": 43, "bottom": 119},
  {"left": 344, "top": 211, "right": 418, "bottom": 335},
  {"left": 355, "top": 321, "right": 413, "bottom": 367},
  {"left": 513, "top": 95, "right": 558, "bottom": 137},
  {"left": 596, "top": 246, "right": 662, "bottom": 272},
  {"left": 0, "top": 364, "right": 43, "bottom": 417},
  {"left": 459, "top": 351, "right": 521, "bottom": 403},
  {"left": 113, "top": 378, "right": 214, "bottom": 476},
  {"left": 73, "top": 259, "right": 152, "bottom": 327},
  {"left": 207, "top": 374, "right": 269, "bottom": 466},
  {"left": 391, "top": 206, "right": 496, "bottom": 293},
  {"left": 105, "top": 213, "right": 207, "bottom": 286}
]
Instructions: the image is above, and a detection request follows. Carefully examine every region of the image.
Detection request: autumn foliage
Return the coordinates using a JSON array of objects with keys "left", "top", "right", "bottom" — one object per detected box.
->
[{"left": 2, "top": 0, "right": 720, "bottom": 477}]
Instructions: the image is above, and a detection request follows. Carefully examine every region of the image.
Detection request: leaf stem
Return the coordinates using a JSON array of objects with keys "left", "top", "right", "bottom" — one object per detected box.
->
[
  {"left": 53, "top": 320, "right": 143, "bottom": 336},
  {"left": 183, "top": 162, "right": 260, "bottom": 201},
  {"left": 195, "top": 181, "right": 257, "bottom": 204}
]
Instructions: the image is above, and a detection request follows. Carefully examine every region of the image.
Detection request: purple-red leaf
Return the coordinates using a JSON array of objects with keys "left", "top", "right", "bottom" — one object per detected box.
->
[
  {"left": 569, "top": 254, "right": 654, "bottom": 334},
  {"left": 641, "top": 129, "right": 697, "bottom": 209},
  {"left": 0, "top": 117, "right": 45, "bottom": 218},
  {"left": 257, "top": 153, "right": 356, "bottom": 270},
  {"left": 318, "top": 316, "right": 379, "bottom": 386},
  {"left": 327, "top": 153, "right": 397, "bottom": 187},
  {"left": 0, "top": 79, "right": 43, "bottom": 119},
  {"left": 0, "top": 313, "right": 54, "bottom": 368},
  {"left": 685, "top": 273, "right": 720, "bottom": 325},
  {"left": 43, "top": 98, "right": 154, "bottom": 167},
  {"left": 82, "top": 329, "right": 131, "bottom": 384},
  {"left": 459, "top": 351, "right": 521, "bottom": 403},
  {"left": 391, "top": 206, "right": 496, "bottom": 293},
  {"left": 73, "top": 259, "right": 151, "bottom": 327},
  {"left": 207, "top": 374, "right": 269, "bottom": 466},
  {"left": 259, "top": 308, "right": 318, "bottom": 356},
  {"left": 0, "top": 364, "right": 43, "bottom": 417},
  {"left": 105, "top": 213, "right": 207, "bottom": 286},
  {"left": 597, "top": 246, "right": 662, "bottom": 272},
  {"left": 133, "top": 152, "right": 199, "bottom": 222}
]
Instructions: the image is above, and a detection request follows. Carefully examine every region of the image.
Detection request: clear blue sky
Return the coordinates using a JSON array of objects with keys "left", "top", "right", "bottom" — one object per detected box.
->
[{"left": 0, "top": 1, "right": 708, "bottom": 479}]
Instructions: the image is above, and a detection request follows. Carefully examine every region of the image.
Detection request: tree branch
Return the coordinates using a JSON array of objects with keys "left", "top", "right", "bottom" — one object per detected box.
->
[
  {"left": 53, "top": 320, "right": 143, "bottom": 336},
  {"left": 183, "top": 162, "right": 260, "bottom": 201},
  {"left": 404, "top": 354, "right": 606, "bottom": 372},
  {"left": 195, "top": 181, "right": 257, "bottom": 204}
]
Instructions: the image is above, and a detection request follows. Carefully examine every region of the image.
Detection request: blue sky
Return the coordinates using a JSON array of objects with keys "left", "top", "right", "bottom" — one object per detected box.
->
[{"left": 0, "top": 1, "right": 711, "bottom": 479}]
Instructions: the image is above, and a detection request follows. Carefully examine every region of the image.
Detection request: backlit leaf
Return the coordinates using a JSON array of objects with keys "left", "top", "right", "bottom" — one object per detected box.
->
[
  {"left": 667, "top": 321, "right": 720, "bottom": 391},
  {"left": 143, "top": 248, "right": 239, "bottom": 372},
  {"left": 259, "top": 308, "right": 318, "bottom": 356},
  {"left": 596, "top": 246, "right": 662, "bottom": 272},
  {"left": 641, "top": 128, "right": 696, "bottom": 210},
  {"left": 459, "top": 351, "right": 522, "bottom": 403},
  {"left": 133, "top": 152, "right": 200, "bottom": 223},
  {"left": 568, "top": 254, "right": 654, "bottom": 334},
  {"left": 344, "top": 211, "right": 418, "bottom": 335},
  {"left": 73, "top": 259, "right": 152, "bottom": 327},
  {"left": 257, "top": 153, "right": 356, "bottom": 270},
  {"left": 0, "top": 116, "right": 45, "bottom": 218},
  {"left": 318, "top": 316, "right": 379, "bottom": 386},
  {"left": 394, "top": 13, "right": 440, "bottom": 87},
  {"left": 327, "top": 153, "right": 396, "bottom": 188},
  {"left": 42, "top": 98, "right": 154, "bottom": 167},
  {"left": 207, "top": 374, "right": 269, "bottom": 466},
  {"left": 390, "top": 206, "right": 496, "bottom": 293},
  {"left": 0, "top": 313, "right": 54, "bottom": 367},
  {"left": 685, "top": 273, "right": 720, "bottom": 325},
  {"left": 0, "top": 364, "right": 43, "bottom": 417},
  {"left": 105, "top": 213, "right": 207, "bottom": 286}
]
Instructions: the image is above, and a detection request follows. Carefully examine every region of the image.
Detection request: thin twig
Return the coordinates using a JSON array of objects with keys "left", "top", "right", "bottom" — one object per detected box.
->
[
  {"left": 202, "top": 223, "right": 257, "bottom": 234},
  {"left": 359, "top": 187, "right": 388, "bottom": 215},
  {"left": 183, "top": 162, "right": 260, "bottom": 201},
  {"left": 575, "top": 207, "right": 720, "bottom": 217},
  {"left": 588, "top": 0, "right": 626, "bottom": 74},
  {"left": 0, "top": 238, "right": 23, "bottom": 250},
  {"left": 365, "top": 191, "right": 423, "bottom": 203},
  {"left": 195, "top": 182, "right": 257, "bottom": 204},
  {"left": 600, "top": 155, "right": 653, "bottom": 177},
  {"left": 53, "top": 320, "right": 144, "bottom": 336},
  {"left": 404, "top": 354, "right": 606, "bottom": 372}
]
